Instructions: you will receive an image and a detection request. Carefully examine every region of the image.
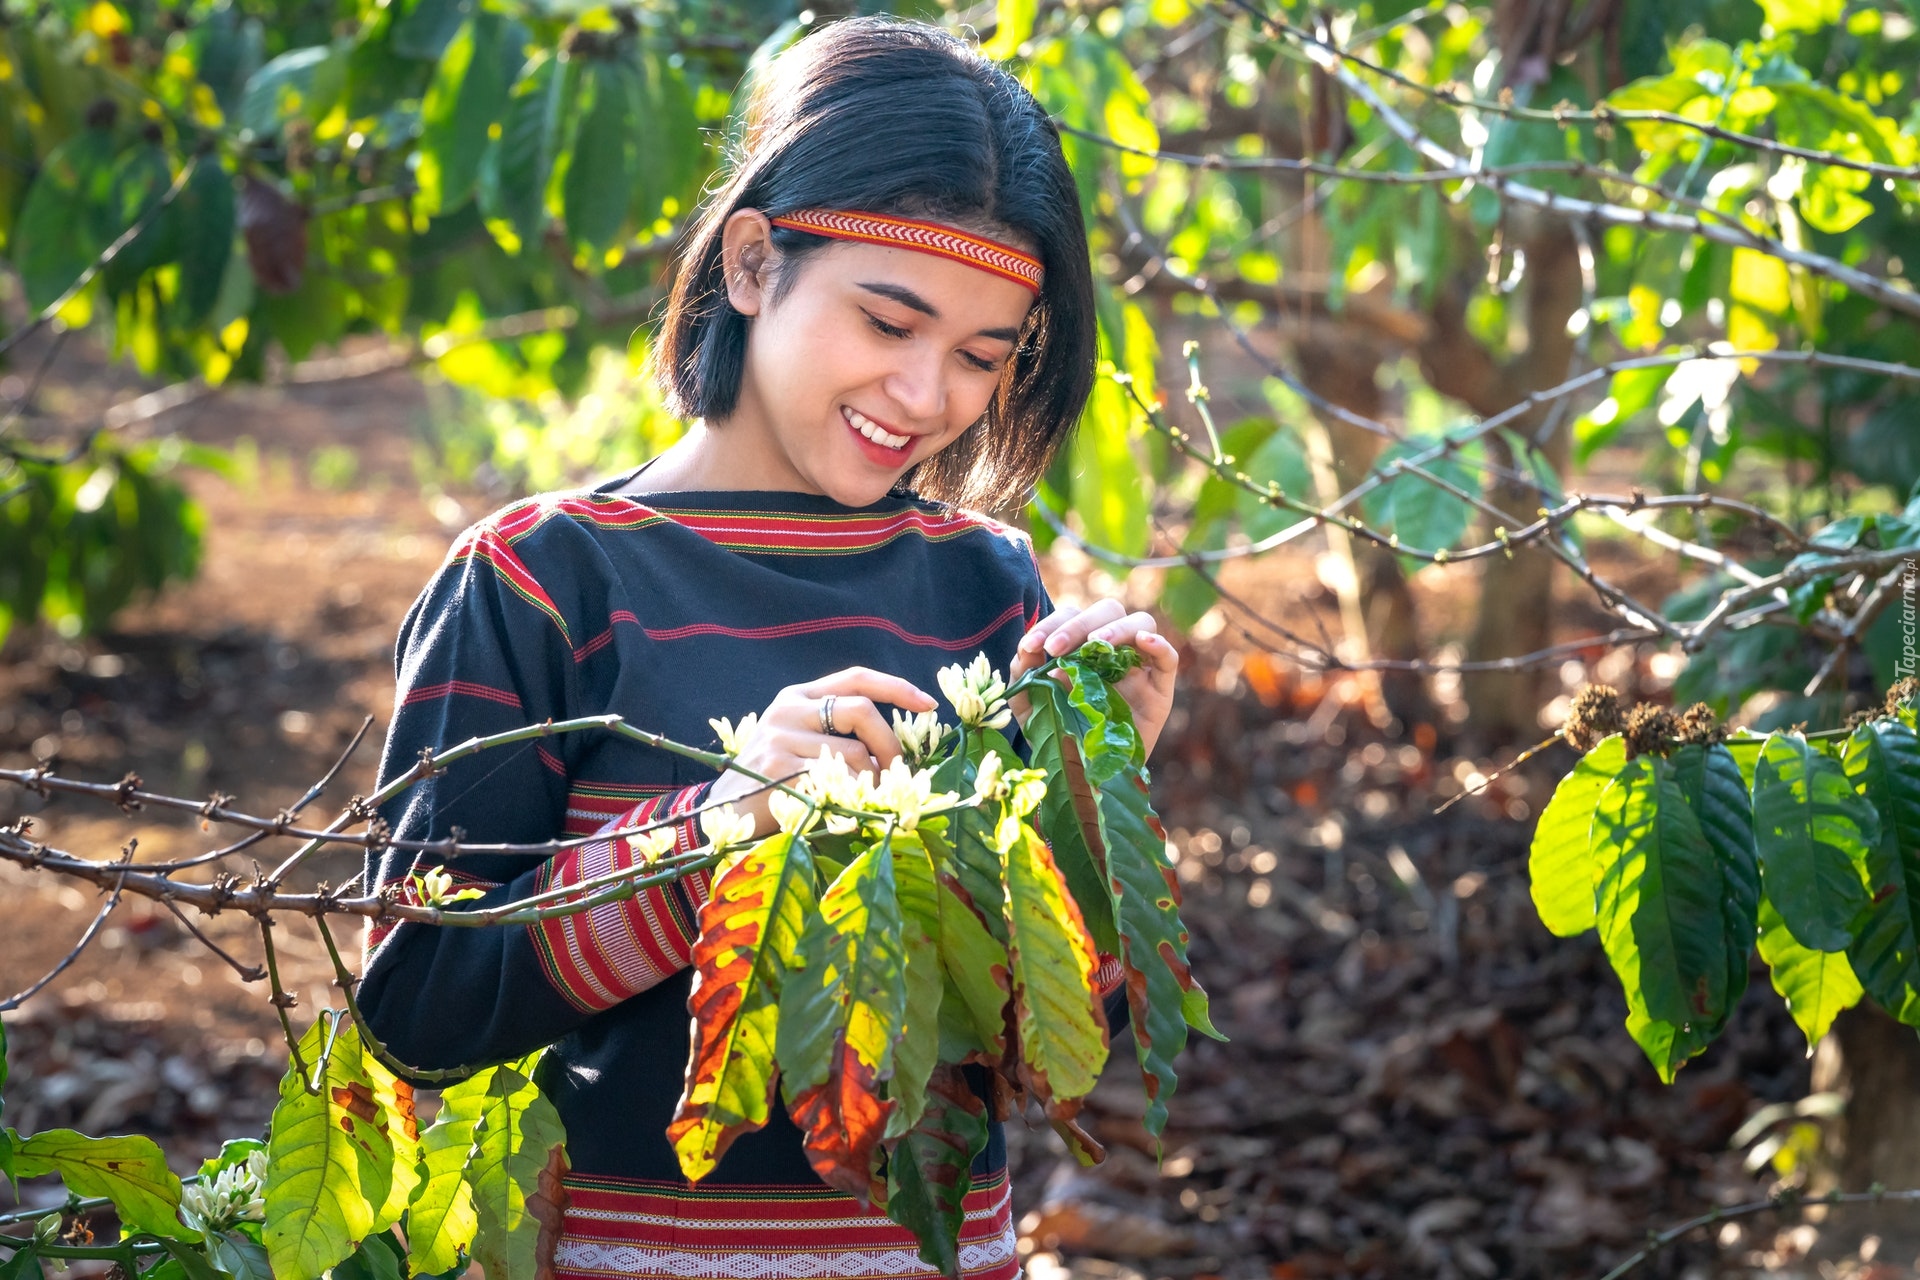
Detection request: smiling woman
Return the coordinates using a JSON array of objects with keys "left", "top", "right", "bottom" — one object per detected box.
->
[{"left": 356, "top": 16, "right": 1180, "bottom": 1280}]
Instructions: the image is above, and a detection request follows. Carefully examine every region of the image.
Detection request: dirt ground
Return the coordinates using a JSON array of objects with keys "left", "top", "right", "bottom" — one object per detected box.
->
[{"left": 0, "top": 343, "right": 1891, "bottom": 1279}]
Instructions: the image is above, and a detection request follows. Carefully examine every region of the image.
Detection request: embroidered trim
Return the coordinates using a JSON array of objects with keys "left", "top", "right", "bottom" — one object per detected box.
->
[
  {"left": 531, "top": 787, "right": 711, "bottom": 1013},
  {"left": 551, "top": 1174, "right": 1018, "bottom": 1279},
  {"left": 770, "top": 209, "right": 1042, "bottom": 294}
]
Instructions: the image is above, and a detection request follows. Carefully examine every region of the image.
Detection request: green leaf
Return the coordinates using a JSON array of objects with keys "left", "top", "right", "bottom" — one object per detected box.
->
[
  {"left": 562, "top": 60, "right": 635, "bottom": 255},
  {"left": 934, "top": 878, "right": 1011, "bottom": 1061},
  {"left": 479, "top": 52, "right": 565, "bottom": 244},
  {"left": 331, "top": 1230, "right": 404, "bottom": 1280},
  {"left": 263, "top": 1017, "right": 391, "bottom": 1279},
  {"left": 1758, "top": 0, "right": 1843, "bottom": 33},
  {"left": 403, "top": 1068, "right": 485, "bottom": 1276},
  {"left": 778, "top": 836, "right": 908, "bottom": 1199},
  {"left": 10, "top": 1131, "right": 193, "bottom": 1242},
  {"left": 1841, "top": 720, "right": 1920, "bottom": 1025},
  {"left": 13, "top": 127, "right": 120, "bottom": 310},
  {"left": 418, "top": 12, "right": 528, "bottom": 217},
  {"left": 0, "top": 1246, "right": 38, "bottom": 1280},
  {"left": 100, "top": 145, "right": 178, "bottom": 296},
  {"left": 363, "top": 1053, "right": 420, "bottom": 1235},
  {"left": 174, "top": 160, "right": 236, "bottom": 325},
  {"left": 157, "top": 1238, "right": 218, "bottom": 1280},
  {"left": 1669, "top": 742, "right": 1762, "bottom": 1032},
  {"left": 1753, "top": 731, "right": 1878, "bottom": 951},
  {"left": 464, "top": 1058, "right": 565, "bottom": 1280},
  {"left": 1530, "top": 735, "right": 1628, "bottom": 936},
  {"left": 884, "top": 1066, "right": 989, "bottom": 1278},
  {"left": 1021, "top": 684, "right": 1120, "bottom": 955},
  {"left": 981, "top": 0, "right": 1036, "bottom": 59},
  {"left": 669, "top": 831, "right": 818, "bottom": 1180},
  {"left": 1069, "top": 376, "right": 1148, "bottom": 558},
  {"left": 1003, "top": 820, "right": 1108, "bottom": 1108},
  {"left": 1236, "top": 425, "right": 1314, "bottom": 541},
  {"left": 928, "top": 753, "right": 1009, "bottom": 947},
  {"left": 206, "top": 1232, "right": 271, "bottom": 1280},
  {"left": 1360, "top": 434, "right": 1484, "bottom": 560},
  {"left": 1594, "top": 755, "right": 1737, "bottom": 1031},
  {"left": 392, "top": 0, "right": 472, "bottom": 60},
  {"left": 887, "top": 834, "right": 944, "bottom": 1141},
  {"left": 238, "top": 46, "right": 342, "bottom": 138},
  {"left": 1759, "top": 895, "right": 1863, "bottom": 1048}
]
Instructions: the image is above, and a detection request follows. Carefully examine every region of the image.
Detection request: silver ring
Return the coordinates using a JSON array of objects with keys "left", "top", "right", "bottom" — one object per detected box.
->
[{"left": 819, "top": 695, "right": 838, "bottom": 736}]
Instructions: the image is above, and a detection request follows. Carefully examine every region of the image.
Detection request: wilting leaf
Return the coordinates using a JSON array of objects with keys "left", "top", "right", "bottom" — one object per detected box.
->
[
  {"left": 1002, "top": 820, "right": 1108, "bottom": 1108},
  {"left": 670, "top": 832, "right": 818, "bottom": 1180},
  {"left": 778, "top": 837, "right": 908, "bottom": 1199},
  {"left": 264, "top": 1018, "right": 391, "bottom": 1279},
  {"left": 884, "top": 1066, "right": 989, "bottom": 1278}
]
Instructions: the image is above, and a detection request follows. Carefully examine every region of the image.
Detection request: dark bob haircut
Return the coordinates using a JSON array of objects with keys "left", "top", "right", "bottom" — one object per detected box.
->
[{"left": 649, "top": 16, "right": 1097, "bottom": 511}]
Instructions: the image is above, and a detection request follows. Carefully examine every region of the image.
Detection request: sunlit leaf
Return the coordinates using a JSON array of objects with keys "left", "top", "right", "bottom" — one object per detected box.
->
[
  {"left": 1759, "top": 895, "right": 1863, "bottom": 1048},
  {"left": 464, "top": 1057, "right": 564, "bottom": 1280},
  {"left": 264, "top": 1018, "right": 390, "bottom": 1279},
  {"left": 10, "top": 1131, "right": 194, "bottom": 1242},
  {"left": 1753, "top": 731, "right": 1877, "bottom": 951},
  {"left": 1002, "top": 820, "right": 1107, "bottom": 1108}
]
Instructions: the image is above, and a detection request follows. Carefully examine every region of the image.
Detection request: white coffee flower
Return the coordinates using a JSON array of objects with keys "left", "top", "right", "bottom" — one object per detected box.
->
[
  {"left": 971, "top": 750, "right": 1005, "bottom": 803},
  {"left": 797, "top": 748, "right": 868, "bottom": 834},
  {"left": 1003, "top": 767, "right": 1049, "bottom": 819},
  {"left": 767, "top": 789, "right": 819, "bottom": 836},
  {"left": 178, "top": 1157, "right": 267, "bottom": 1234},
  {"left": 936, "top": 653, "right": 1012, "bottom": 731},
  {"left": 632, "top": 827, "right": 679, "bottom": 863},
  {"left": 709, "top": 713, "right": 759, "bottom": 758},
  {"left": 866, "top": 759, "right": 960, "bottom": 833},
  {"left": 699, "top": 804, "right": 757, "bottom": 851},
  {"left": 891, "top": 709, "right": 949, "bottom": 767}
]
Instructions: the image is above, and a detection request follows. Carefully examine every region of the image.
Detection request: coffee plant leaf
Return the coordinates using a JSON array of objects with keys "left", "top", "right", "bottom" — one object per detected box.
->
[
  {"left": 1753, "top": 731, "right": 1878, "bottom": 952},
  {"left": 778, "top": 835, "right": 909, "bottom": 1199},
  {"left": 417, "top": 11, "right": 527, "bottom": 217},
  {"left": 1594, "top": 755, "right": 1738, "bottom": 1043},
  {"left": 1623, "top": 1000, "right": 1715, "bottom": 1085},
  {"left": 934, "top": 878, "right": 1011, "bottom": 1061},
  {"left": 361, "top": 1055, "right": 420, "bottom": 1235},
  {"left": 466, "top": 1058, "right": 564, "bottom": 1280},
  {"left": 329, "top": 1230, "right": 403, "bottom": 1280},
  {"left": 9, "top": 1130, "right": 193, "bottom": 1242},
  {"left": 883, "top": 1065, "right": 990, "bottom": 1279},
  {"left": 1759, "top": 895, "right": 1864, "bottom": 1047},
  {"left": 1668, "top": 742, "right": 1762, "bottom": 1032},
  {"left": 478, "top": 52, "right": 566, "bottom": 245},
  {"left": 1840, "top": 718, "right": 1920, "bottom": 1024},
  {"left": 207, "top": 1231, "right": 271, "bottom": 1280},
  {"left": 403, "top": 1068, "right": 486, "bottom": 1276},
  {"left": 669, "top": 830, "right": 818, "bottom": 1181},
  {"left": 1021, "top": 682, "right": 1121, "bottom": 955},
  {"left": 1002, "top": 819, "right": 1108, "bottom": 1109},
  {"left": 264, "top": 1018, "right": 391, "bottom": 1278},
  {"left": 157, "top": 1238, "right": 218, "bottom": 1280},
  {"left": 887, "top": 834, "right": 945, "bottom": 1141},
  {"left": 561, "top": 59, "right": 635, "bottom": 255},
  {"left": 1530, "top": 734, "right": 1628, "bottom": 936},
  {"left": 929, "top": 754, "right": 1010, "bottom": 947}
]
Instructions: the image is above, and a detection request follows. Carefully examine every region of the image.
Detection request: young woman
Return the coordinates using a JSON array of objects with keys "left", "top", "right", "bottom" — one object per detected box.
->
[{"left": 359, "top": 17, "right": 1179, "bottom": 1279}]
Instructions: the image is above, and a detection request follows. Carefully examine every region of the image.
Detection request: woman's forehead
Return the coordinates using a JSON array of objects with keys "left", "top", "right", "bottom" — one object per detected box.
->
[{"left": 801, "top": 239, "right": 1036, "bottom": 334}]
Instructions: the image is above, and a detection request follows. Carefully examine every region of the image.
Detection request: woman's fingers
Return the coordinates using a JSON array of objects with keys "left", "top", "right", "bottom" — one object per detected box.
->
[
  {"left": 795, "top": 665, "right": 936, "bottom": 712},
  {"left": 809, "top": 695, "right": 906, "bottom": 770}
]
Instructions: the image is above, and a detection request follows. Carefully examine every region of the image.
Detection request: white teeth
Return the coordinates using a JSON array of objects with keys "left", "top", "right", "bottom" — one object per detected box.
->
[{"left": 845, "top": 407, "right": 910, "bottom": 450}]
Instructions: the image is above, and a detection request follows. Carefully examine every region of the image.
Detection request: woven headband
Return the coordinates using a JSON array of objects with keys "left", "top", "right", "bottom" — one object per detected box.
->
[{"left": 769, "top": 209, "right": 1043, "bottom": 294}]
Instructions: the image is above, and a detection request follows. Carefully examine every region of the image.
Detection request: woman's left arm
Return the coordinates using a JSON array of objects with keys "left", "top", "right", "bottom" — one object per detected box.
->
[{"left": 1009, "top": 600, "right": 1180, "bottom": 759}]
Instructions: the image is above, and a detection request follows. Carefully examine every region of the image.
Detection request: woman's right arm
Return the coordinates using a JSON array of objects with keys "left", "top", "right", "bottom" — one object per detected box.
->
[{"left": 356, "top": 526, "right": 711, "bottom": 1078}]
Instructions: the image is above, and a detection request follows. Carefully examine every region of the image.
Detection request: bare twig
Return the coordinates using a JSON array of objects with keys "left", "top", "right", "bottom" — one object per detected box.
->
[
  {"left": 1595, "top": 1187, "right": 1920, "bottom": 1280},
  {"left": 0, "top": 840, "right": 138, "bottom": 1012}
]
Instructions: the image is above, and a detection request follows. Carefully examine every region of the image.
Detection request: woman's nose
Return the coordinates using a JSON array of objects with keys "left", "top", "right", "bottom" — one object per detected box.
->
[{"left": 882, "top": 349, "right": 946, "bottom": 424}]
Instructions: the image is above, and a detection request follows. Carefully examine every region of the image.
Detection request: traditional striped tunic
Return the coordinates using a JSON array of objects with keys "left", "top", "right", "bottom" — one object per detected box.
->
[{"left": 359, "top": 484, "right": 1067, "bottom": 1279}]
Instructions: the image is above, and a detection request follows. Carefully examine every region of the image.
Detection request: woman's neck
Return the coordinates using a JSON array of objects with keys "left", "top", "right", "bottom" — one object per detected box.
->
[{"left": 608, "top": 422, "right": 817, "bottom": 497}]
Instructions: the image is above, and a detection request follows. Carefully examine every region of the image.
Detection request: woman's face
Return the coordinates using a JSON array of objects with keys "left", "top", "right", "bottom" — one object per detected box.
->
[{"left": 717, "top": 210, "right": 1037, "bottom": 507}]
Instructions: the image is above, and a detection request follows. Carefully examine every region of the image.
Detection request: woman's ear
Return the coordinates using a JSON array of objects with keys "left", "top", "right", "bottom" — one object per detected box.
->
[{"left": 720, "top": 208, "right": 776, "bottom": 316}]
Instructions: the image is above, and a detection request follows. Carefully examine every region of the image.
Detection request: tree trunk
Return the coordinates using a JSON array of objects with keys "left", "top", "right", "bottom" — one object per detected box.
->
[{"left": 1807, "top": 1004, "right": 1920, "bottom": 1264}]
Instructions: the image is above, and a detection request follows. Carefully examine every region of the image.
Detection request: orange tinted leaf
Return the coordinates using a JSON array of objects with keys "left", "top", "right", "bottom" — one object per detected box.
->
[
  {"left": 669, "top": 831, "right": 817, "bottom": 1181},
  {"left": 778, "top": 836, "right": 908, "bottom": 1200},
  {"left": 1002, "top": 820, "right": 1107, "bottom": 1108}
]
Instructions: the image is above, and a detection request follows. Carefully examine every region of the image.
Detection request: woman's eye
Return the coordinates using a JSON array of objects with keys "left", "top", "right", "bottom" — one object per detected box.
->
[
  {"left": 865, "top": 312, "right": 912, "bottom": 339},
  {"left": 962, "top": 352, "right": 1002, "bottom": 373}
]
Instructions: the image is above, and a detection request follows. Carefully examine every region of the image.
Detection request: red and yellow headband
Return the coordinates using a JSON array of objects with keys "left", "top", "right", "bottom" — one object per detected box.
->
[{"left": 769, "top": 209, "right": 1043, "bottom": 294}]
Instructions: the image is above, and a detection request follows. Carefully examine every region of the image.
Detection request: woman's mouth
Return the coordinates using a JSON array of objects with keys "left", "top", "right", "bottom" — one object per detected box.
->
[{"left": 843, "top": 406, "right": 913, "bottom": 463}]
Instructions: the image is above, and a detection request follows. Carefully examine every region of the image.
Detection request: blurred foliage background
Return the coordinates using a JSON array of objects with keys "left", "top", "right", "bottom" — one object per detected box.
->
[{"left": 1, "top": 0, "right": 1917, "bottom": 739}]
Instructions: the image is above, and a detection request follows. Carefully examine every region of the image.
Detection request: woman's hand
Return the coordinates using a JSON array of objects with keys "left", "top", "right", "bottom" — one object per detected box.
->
[
  {"left": 705, "top": 666, "right": 937, "bottom": 837},
  {"left": 1010, "top": 601, "right": 1180, "bottom": 759}
]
